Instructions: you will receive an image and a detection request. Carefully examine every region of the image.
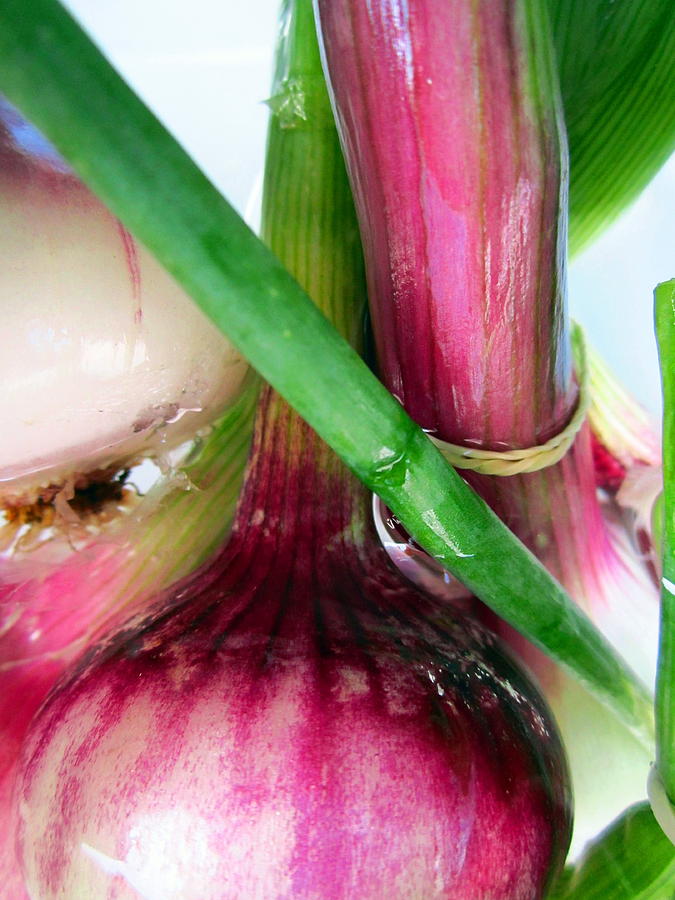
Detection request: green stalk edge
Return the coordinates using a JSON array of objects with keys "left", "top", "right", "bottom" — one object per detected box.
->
[
  {"left": 0, "top": 0, "right": 653, "bottom": 742},
  {"left": 655, "top": 278, "right": 675, "bottom": 800}
]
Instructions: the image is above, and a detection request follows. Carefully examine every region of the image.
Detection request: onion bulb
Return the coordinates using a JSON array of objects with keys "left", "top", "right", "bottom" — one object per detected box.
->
[
  {"left": 15, "top": 391, "right": 572, "bottom": 900},
  {"left": 0, "top": 97, "right": 247, "bottom": 509}
]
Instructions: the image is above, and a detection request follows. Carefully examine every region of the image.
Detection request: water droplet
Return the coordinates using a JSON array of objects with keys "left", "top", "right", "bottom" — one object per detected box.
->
[
  {"left": 371, "top": 495, "right": 470, "bottom": 603},
  {"left": 420, "top": 508, "right": 475, "bottom": 559},
  {"left": 534, "top": 532, "right": 549, "bottom": 551},
  {"left": 164, "top": 406, "right": 203, "bottom": 426},
  {"left": 369, "top": 447, "right": 409, "bottom": 488},
  {"left": 264, "top": 78, "right": 309, "bottom": 129}
]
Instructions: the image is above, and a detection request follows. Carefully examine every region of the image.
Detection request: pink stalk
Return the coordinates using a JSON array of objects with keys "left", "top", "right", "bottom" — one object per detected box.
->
[
  {"left": 316, "top": 0, "right": 659, "bottom": 852},
  {"left": 316, "top": 0, "right": 574, "bottom": 448}
]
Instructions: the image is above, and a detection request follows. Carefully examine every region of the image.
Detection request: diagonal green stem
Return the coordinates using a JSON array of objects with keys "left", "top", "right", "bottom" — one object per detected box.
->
[
  {"left": 0, "top": 0, "right": 654, "bottom": 741},
  {"left": 655, "top": 278, "right": 675, "bottom": 800}
]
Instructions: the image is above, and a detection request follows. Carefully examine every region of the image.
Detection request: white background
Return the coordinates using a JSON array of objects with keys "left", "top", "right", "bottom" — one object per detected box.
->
[{"left": 62, "top": 0, "right": 673, "bottom": 417}]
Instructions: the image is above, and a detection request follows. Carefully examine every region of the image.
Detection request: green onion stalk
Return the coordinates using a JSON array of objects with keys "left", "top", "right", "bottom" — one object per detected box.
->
[
  {"left": 549, "top": 801, "right": 675, "bottom": 899},
  {"left": 548, "top": 0, "right": 675, "bottom": 257},
  {"left": 315, "top": 0, "right": 661, "bottom": 854},
  {"left": 654, "top": 279, "right": 675, "bottom": 831}
]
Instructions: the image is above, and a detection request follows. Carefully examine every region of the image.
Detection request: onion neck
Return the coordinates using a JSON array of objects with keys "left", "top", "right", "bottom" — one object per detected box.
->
[
  {"left": 229, "top": 386, "right": 364, "bottom": 563},
  {"left": 230, "top": 0, "right": 370, "bottom": 561}
]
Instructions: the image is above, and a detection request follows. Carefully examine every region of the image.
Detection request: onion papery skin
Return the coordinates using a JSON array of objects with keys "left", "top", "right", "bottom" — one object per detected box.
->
[{"left": 16, "top": 393, "right": 571, "bottom": 900}]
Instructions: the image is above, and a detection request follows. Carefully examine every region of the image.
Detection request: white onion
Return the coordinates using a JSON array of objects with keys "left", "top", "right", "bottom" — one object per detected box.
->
[{"left": 0, "top": 98, "right": 248, "bottom": 503}]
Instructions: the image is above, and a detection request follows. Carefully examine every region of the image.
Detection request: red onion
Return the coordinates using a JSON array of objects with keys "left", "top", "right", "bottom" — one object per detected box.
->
[
  {"left": 11, "top": 3, "right": 570, "bottom": 890},
  {"left": 0, "top": 98, "right": 253, "bottom": 895},
  {"left": 15, "top": 390, "right": 571, "bottom": 899}
]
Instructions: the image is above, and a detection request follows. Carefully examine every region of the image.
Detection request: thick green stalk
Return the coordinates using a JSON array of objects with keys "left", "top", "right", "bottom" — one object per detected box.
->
[
  {"left": 261, "top": 0, "right": 365, "bottom": 345},
  {"left": 655, "top": 278, "right": 675, "bottom": 801},
  {"left": 0, "top": 0, "right": 653, "bottom": 739}
]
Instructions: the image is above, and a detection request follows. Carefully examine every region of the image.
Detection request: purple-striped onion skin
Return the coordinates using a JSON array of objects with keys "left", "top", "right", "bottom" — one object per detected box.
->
[{"left": 15, "top": 404, "right": 571, "bottom": 899}]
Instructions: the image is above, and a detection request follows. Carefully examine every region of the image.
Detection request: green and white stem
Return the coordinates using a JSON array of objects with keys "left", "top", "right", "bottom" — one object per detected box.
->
[{"left": 586, "top": 338, "right": 663, "bottom": 570}]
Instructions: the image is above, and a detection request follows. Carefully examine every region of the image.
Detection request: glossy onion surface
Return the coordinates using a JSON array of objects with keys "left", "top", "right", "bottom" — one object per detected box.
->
[
  {"left": 0, "top": 98, "right": 247, "bottom": 501},
  {"left": 15, "top": 401, "right": 572, "bottom": 900}
]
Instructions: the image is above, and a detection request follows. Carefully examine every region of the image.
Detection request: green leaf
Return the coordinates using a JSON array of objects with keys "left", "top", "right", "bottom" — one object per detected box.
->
[
  {"left": 548, "top": 802, "right": 675, "bottom": 898},
  {"left": 0, "top": 0, "right": 655, "bottom": 742},
  {"left": 548, "top": 0, "right": 675, "bottom": 254}
]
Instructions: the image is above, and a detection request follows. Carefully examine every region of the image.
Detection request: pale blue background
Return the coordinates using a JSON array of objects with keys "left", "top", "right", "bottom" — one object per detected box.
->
[{"left": 64, "top": 0, "right": 673, "bottom": 416}]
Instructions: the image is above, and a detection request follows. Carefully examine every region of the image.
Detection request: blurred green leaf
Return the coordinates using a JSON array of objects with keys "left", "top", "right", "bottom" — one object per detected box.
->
[
  {"left": 548, "top": 0, "right": 675, "bottom": 254},
  {"left": 548, "top": 802, "right": 675, "bottom": 898}
]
